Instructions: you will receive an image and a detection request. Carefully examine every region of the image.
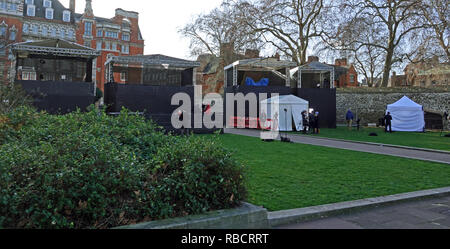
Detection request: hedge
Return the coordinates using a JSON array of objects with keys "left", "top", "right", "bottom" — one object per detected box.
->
[{"left": 0, "top": 107, "right": 246, "bottom": 229}]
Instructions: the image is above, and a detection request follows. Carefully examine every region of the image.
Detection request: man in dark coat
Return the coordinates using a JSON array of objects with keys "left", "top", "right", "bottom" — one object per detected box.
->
[
  {"left": 301, "top": 111, "right": 308, "bottom": 134},
  {"left": 346, "top": 109, "right": 354, "bottom": 130},
  {"left": 308, "top": 112, "right": 315, "bottom": 134},
  {"left": 384, "top": 112, "right": 393, "bottom": 133},
  {"left": 313, "top": 112, "right": 320, "bottom": 134}
]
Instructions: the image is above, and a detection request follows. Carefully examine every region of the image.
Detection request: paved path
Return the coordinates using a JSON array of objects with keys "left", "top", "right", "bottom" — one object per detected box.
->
[
  {"left": 224, "top": 128, "right": 450, "bottom": 165},
  {"left": 276, "top": 195, "right": 450, "bottom": 229}
]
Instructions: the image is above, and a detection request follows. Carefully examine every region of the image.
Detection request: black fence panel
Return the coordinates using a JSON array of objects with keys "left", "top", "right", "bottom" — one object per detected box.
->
[
  {"left": 224, "top": 86, "right": 294, "bottom": 127},
  {"left": 296, "top": 88, "right": 337, "bottom": 129},
  {"left": 104, "top": 83, "right": 218, "bottom": 134},
  {"left": 17, "top": 80, "right": 95, "bottom": 114}
]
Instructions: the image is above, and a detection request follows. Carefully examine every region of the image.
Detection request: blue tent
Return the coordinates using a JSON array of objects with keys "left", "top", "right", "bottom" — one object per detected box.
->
[{"left": 245, "top": 77, "right": 269, "bottom": 87}]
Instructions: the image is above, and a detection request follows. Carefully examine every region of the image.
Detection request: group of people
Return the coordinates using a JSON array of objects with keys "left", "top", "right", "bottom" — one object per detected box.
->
[
  {"left": 301, "top": 111, "right": 320, "bottom": 134},
  {"left": 346, "top": 109, "right": 393, "bottom": 133}
]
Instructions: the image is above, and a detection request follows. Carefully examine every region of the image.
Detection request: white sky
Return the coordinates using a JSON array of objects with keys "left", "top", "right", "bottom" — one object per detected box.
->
[{"left": 60, "top": 0, "right": 223, "bottom": 59}]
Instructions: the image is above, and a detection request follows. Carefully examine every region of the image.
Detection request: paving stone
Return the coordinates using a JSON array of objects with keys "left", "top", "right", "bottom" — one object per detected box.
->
[
  {"left": 379, "top": 220, "right": 422, "bottom": 229},
  {"left": 401, "top": 207, "right": 447, "bottom": 221},
  {"left": 275, "top": 195, "right": 450, "bottom": 229},
  {"left": 342, "top": 212, "right": 397, "bottom": 224},
  {"left": 431, "top": 217, "right": 450, "bottom": 227},
  {"left": 414, "top": 222, "right": 448, "bottom": 229},
  {"left": 278, "top": 218, "right": 363, "bottom": 230}
]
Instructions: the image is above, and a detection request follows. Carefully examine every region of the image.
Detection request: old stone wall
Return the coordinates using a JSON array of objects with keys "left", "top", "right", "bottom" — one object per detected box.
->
[{"left": 336, "top": 89, "right": 450, "bottom": 130}]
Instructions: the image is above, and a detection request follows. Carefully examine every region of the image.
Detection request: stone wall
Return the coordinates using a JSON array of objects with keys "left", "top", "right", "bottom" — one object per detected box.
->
[
  {"left": 336, "top": 89, "right": 450, "bottom": 130},
  {"left": 115, "top": 202, "right": 269, "bottom": 229}
]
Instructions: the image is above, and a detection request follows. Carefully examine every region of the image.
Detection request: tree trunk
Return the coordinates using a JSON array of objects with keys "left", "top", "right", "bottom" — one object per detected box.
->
[{"left": 381, "top": 45, "right": 394, "bottom": 87}]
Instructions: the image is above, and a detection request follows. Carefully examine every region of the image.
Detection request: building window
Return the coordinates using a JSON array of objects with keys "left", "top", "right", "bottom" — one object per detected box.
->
[
  {"left": 27, "top": 5, "right": 36, "bottom": 16},
  {"left": 25, "top": 0, "right": 34, "bottom": 4},
  {"left": 63, "top": 11, "right": 71, "bottom": 22},
  {"left": 96, "top": 41, "right": 102, "bottom": 50},
  {"left": 23, "top": 23, "right": 29, "bottom": 33},
  {"left": 122, "top": 44, "right": 129, "bottom": 54},
  {"left": 22, "top": 72, "right": 37, "bottom": 81},
  {"left": 84, "top": 22, "right": 92, "bottom": 36},
  {"left": 51, "top": 28, "right": 56, "bottom": 37},
  {"left": 120, "top": 72, "right": 128, "bottom": 82},
  {"left": 0, "top": 26, "right": 6, "bottom": 37},
  {"left": 32, "top": 25, "right": 38, "bottom": 34},
  {"left": 105, "top": 31, "right": 118, "bottom": 39},
  {"left": 10, "top": 3, "right": 18, "bottom": 11},
  {"left": 60, "top": 29, "right": 65, "bottom": 39},
  {"left": 350, "top": 75, "right": 355, "bottom": 83},
  {"left": 122, "top": 33, "right": 130, "bottom": 41},
  {"left": 42, "top": 26, "right": 48, "bottom": 36},
  {"left": 9, "top": 30, "right": 16, "bottom": 41},
  {"left": 68, "top": 29, "right": 74, "bottom": 39},
  {"left": 43, "top": 0, "right": 52, "bottom": 8},
  {"left": 84, "top": 41, "right": 91, "bottom": 48},
  {"left": 0, "top": 1, "right": 6, "bottom": 9},
  {"left": 112, "top": 42, "right": 118, "bottom": 51},
  {"left": 97, "top": 29, "right": 102, "bottom": 37},
  {"left": 45, "top": 8, "right": 54, "bottom": 20},
  {"left": 105, "top": 41, "right": 111, "bottom": 50}
]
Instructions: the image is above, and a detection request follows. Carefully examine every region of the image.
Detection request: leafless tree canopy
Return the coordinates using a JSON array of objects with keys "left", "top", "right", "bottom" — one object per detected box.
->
[
  {"left": 178, "top": 1, "right": 263, "bottom": 57},
  {"left": 182, "top": 0, "right": 449, "bottom": 87},
  {"left": 238, "top": 0, "right": 331, "bottom": 65}
]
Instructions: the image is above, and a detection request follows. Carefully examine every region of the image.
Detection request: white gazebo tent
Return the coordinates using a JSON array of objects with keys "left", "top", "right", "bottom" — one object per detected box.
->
[
  {"left": 386, "top": 96, "right": 425, "bottom": 132},
  {"left": 261, "top": 95, "right": 309, "bottom": 131}
]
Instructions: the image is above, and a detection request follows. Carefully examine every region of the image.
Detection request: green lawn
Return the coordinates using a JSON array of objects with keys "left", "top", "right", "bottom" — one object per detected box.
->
[
  {"left": 214, "top": 134, "right": 450, "bottom": 211},
  {"left": 297, "top": 127, "right": 450, "bottom": 151}
]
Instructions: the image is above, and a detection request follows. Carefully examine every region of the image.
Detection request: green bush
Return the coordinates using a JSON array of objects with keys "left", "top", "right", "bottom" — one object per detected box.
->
[{"left": 0, "top": 108, "right": 246, "bottom": 229}]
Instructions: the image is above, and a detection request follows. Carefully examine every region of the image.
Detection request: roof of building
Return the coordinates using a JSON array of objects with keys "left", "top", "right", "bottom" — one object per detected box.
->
[
  {"left": 105, "top": 54, "right": 201, "bottom": 68},
  {"left": 224, "top": 57, "right": 297, "bottom": 71},
  {"left": 24, "top": 0, "right": 74, "bottom": 23},
  {"left": 11, "top": 39, "right": 100, "bottom": 58}
]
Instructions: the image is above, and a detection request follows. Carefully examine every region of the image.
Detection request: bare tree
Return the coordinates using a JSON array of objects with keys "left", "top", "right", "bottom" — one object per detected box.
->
[
  {"left": 179, "top": 1, "right": 263, "bottom": 57},
  {"left": 349, "top": 0, "right": 426, "bottom": 87},
  {"left": 237, "top": 0, "right": 331, "bottom": 65},
  {"left": 416, "top": 0, "right": 449, "bottom": 62},
  {"left": 319, "top": 7, "right": 386, "bottom": 87}
]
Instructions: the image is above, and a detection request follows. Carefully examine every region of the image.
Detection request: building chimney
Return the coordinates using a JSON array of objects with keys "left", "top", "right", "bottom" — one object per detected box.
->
[
  {"left": 84, "top": 0, "right": 93, "bottom": 17},
  {"left": 244, "top": 49, "right": 260, "bottom": 59},
  {"left": 335, "top": 58, "right": 347, "bottom": 66},
  {"left": 273, "top": 53, "right": 280, "bottom": 60},
  {"left": 69, "top": 0, "right": 76, "bottom": 12},
  {"left": 308, "top": 56, "right": 319, "bottom": 63}
]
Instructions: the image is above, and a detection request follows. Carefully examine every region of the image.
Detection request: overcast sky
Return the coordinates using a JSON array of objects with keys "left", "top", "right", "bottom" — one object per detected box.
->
[{"left": 60, "top": 0, "right": 223, "bottom": 59}]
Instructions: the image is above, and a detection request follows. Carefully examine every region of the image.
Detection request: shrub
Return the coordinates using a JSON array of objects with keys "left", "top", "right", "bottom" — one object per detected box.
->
[
  {"left": 0, "top": 84, "right": 32, "bottom": 115},
  {"left": 0, "top": 108, "right": 246, "bottom": 229}
]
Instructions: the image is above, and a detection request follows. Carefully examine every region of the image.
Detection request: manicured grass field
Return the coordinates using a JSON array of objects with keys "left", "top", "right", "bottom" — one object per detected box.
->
[
  {"left": 298, "top": 127, "right": 450, "bottom": 151},
  {"left": 214, "top": 134, "right": 450, "bottom": 211}
]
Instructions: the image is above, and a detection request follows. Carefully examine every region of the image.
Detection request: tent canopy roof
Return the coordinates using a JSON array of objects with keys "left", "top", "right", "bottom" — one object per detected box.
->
[
  {"left": 105, "top": 54, "right": 201, "bottom": 68},
  {"left": 261, "top": 94, "right": 309, "bottom": 105},
  {"left": 11, "top": 39, "right": 100, "bottom": 59},
  {"left": 388, "top": 96, "right": 422, "bottom": 109},
  {"left": 225, "top": 57, "right": 298, "bottom": 71}
]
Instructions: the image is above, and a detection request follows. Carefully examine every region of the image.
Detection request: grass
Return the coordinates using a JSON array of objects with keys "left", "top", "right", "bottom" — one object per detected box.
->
[
  {"left": 296, "top": 127, "right": 450, "bottom": 151},
  {"left": 213, "top": 134, "right": 450, "bottom": 211}
]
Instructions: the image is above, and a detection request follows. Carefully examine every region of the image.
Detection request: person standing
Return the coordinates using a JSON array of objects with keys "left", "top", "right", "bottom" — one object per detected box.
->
[
  {"left": 308, "top": 111, "right": 315, "bottom": 134},
  {"left": 346, "top": 109, "right": 354, "bottom": 130},
  {"left": 384, "top": 112, "right": 393, "bottom": 133},
  {"left": 442, "top": 112, "right": 450, "bottom": 131},
  {"left": 314, "top": 112, "right": 320, "bottom": 134},
  {"left": 301, "top": 111, "right": 308, "bottom": 134}
]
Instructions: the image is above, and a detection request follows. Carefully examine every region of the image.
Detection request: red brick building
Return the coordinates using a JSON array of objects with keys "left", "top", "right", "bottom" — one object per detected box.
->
[
  {"left": 0, "top": 1, "right": 24, "bottom": 83},
  {"left": 334, "top": 58, "right": 358, "bottom": 88},
  {"left": 0, "top": 0, "right": 144, "bottom": 90},
  {"left": 76, "top": 0, "right": 144, "bottom": 91}
]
